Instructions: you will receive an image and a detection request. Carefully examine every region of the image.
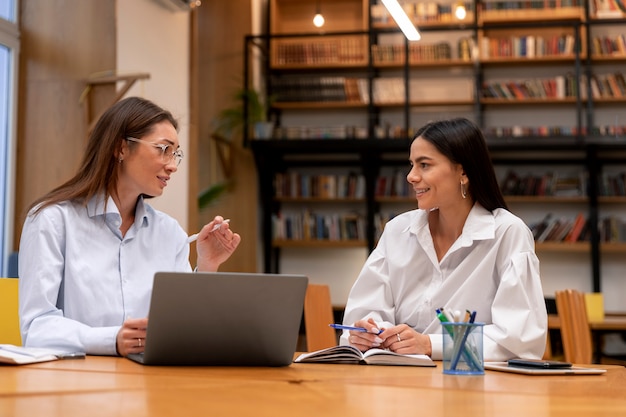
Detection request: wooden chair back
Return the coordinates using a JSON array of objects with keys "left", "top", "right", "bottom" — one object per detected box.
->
[
  {"left": 555, "top": 289, "right": 593, "bottom": 364},
  {"left": 303, "top": 284, "right": 337, "bottom": 352},
  {"left": 0, "top": 278, "right": 22, "bottom": 345}
]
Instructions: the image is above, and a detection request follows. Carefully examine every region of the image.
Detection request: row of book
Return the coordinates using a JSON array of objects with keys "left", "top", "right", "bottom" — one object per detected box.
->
[
  {"left": 370, "top": 2, "right": 474, "bottom": 26},
  {"left": 265, "top": 124, "right": 626, "bottom": 141},
  {"left": 271, "top": 76, "right": 364, "bottom": 103},
  {"left": 598, "top": 216, "right": 626, "bottom": 242},
  {"left": 272, "top": 125, "right": 368, "bottom": 140},
  {"left": 272, "top": 74, "right": 626, "bottom": 105},
  {"left": 375, "top": 171, "right": 411, "bottom": 198},
  {"left": 500, "top": 171, "right": 587, "bottom": 197},
  {"left": 480, "top": 34, "right": 578, "bottom": 59},
  {"left": 592, "top": 35, "right": 626, "bottom": 57},
  {"left": 371, "top": 42, "right": 456, "bottom": 65},
  {"left": 272, "top": 34, "right": 625, "bottom": 70},
  {"left": 599, "top": 172, "right": 626, "bottom": 196},
  {"left": 272, "top": 76, "right": 472, "bottom": 105},
  {"left": 481, "top": 0, "right": 583, "bottom": 10},
  {"left": 277, "top": 209, "right": 626, "bottom": 244},
  {"left": 531, "top": 212, "right": 588, "bottom": 243},
  {"left": 590, "top": 72, "right": 626, "bottom": 98},
  {"left": 274, "top": 38, "right": 365, "bottom": 67},
  {"left": 593, "top": 0, "right": 626, "bottom": 18},
  {"left": 486, "top": 125, "right": 580, "bottom": 137},
  {"left": 481, "top": 74, "right": 581, "bottom": 99},
  {"left": 274, "top": 172, "right": 366, "bottom": 200},
  {"left": 271, "top": 211, "right": 366, "bottom": 241},
  {"left": 531, "top": 213, "right": 626, "bottom": 243},
  {"left": 487, "top": 125, "right": 626, "bottom": 136}
]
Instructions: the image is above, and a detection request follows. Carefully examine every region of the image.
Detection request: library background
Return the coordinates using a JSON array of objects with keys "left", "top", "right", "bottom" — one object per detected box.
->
[{"left": 244, "top": 0, "right": 626, "bottom": 344}]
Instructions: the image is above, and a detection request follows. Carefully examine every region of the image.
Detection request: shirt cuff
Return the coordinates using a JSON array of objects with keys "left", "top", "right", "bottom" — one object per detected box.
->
[{"left": 429, "top": 334, "right": 443, "bottom": 360}]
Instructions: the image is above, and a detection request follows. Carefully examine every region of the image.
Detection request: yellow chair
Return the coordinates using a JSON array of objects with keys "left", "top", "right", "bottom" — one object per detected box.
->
[
  {"left": 0, "top": 278, "right": 22, "bottom": 345},
  {"left": 303, "top": 284, "right": 337, "bottom": 352}
]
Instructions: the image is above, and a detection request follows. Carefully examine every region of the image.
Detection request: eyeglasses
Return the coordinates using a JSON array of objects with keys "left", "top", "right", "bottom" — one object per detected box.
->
[{"left": 126, "top": 137, "right": 184, "bottom": 166}]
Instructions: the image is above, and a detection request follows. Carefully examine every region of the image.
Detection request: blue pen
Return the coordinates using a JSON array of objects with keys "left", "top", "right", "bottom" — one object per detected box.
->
[{"left": 329, "top": 324, "right": 383, "bottom": 335}]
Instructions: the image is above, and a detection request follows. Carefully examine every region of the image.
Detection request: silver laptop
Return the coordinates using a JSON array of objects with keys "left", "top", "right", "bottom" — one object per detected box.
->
[{"left": 127, "top": 271, "right": 308, "bottom": 366}]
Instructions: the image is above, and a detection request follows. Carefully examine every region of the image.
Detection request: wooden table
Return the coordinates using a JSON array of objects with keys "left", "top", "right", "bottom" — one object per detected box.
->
[{"left": 1, "top": 356, "right": 625, "bottom": 416}]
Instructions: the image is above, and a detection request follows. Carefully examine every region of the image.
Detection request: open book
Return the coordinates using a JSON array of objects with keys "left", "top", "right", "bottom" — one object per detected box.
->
[
  {"left": 294, "top": 345, "right": 436, "bottom": 367},
  {"left": 0, "top": 344, "right": 83, "bottom": 365}
]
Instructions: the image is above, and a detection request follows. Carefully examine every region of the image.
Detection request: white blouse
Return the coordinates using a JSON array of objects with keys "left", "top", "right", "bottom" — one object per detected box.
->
[{"left": 340, "top": 204, "right": 547, "bottom": 361}]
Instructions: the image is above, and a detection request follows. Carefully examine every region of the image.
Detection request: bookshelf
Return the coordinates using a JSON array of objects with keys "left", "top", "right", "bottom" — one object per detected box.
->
[{"left": 246, "top": 0, "right": 626, "bottom": 304}]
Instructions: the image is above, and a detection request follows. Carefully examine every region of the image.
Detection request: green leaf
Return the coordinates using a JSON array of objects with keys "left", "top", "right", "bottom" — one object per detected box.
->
[{"left": 198, "top": 181, "right": 231, "bottom": 210}]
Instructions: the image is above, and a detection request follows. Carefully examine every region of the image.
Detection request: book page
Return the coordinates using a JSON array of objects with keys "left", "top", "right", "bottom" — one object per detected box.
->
[{"left": 0, "top": 344, "right": 61, "bottom": 365}]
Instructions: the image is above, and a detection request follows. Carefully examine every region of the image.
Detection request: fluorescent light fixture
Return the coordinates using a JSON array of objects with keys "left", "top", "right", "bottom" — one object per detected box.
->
[{"left": 382, "top": 0, "right": 420, "bottom": 41}]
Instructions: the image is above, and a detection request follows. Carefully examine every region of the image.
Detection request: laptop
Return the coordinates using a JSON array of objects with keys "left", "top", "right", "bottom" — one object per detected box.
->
[{"left": 127, "top": 271, "right": 308, "bottom": 366}]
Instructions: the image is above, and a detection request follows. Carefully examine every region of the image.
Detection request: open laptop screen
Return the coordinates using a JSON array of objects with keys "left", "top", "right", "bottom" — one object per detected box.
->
[{"left": 127, "top": 271, "right": 308, "bottom": 366}]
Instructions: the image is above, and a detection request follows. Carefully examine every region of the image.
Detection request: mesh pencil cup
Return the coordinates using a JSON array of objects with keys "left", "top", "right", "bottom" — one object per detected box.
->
[{"left": 441, "top": 322, "right": 484, "bottom": 375}]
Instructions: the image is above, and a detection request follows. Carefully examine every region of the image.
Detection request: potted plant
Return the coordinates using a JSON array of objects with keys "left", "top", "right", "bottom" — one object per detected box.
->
[
  {"left": 198, "top": 87, "right": 274, "bottom": 210},
  {"left": 213, "top": 87, "right": 274, "bottom": 140}
]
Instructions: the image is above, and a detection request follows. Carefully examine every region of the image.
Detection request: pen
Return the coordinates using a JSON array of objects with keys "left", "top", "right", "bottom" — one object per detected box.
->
[
  {"left": 450, "top": 310, "right": 478, "bottom": 370},
  {"left": 329, "top": 324, "right": 383, "bottom": 335},
  {"left": 186, "top": 219, "right": 230, "bottom": 243},
  {"left": 437, "top": 308, "right": 481, "bottom": 371}
]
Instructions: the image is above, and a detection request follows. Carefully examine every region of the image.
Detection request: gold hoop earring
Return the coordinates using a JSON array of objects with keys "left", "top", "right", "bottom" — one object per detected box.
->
[{"left": 461, "top": 181, "right": 467, "bottom": 199}]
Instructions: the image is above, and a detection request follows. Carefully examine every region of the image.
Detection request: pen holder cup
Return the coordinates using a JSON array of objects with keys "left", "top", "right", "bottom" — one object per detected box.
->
[{"left": 442, "top": 322, "right": 484, "bottom": 375}]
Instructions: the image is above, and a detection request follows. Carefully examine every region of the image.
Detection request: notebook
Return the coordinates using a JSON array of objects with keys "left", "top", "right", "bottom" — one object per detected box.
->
[
  {"left": 126, "top": 271, "right": 308, "bottom": 366},
  {"left": 484, "top": 362, "right": 607, "bottom": 375}
]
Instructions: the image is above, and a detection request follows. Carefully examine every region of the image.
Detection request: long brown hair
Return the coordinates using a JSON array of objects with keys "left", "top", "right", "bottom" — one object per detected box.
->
[{"left": 28, "top": 97, "right": 178, "bottom": 215}]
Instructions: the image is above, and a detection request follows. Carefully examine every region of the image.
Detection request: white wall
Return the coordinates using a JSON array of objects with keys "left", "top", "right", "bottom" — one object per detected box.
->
[{"left": 116, "top": 0, "right": 190, "bottom": 230}]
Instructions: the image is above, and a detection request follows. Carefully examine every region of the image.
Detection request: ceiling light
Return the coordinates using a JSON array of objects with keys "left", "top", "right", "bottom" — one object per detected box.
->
[
  {"left": 313, "top": 0, "right": 325, "bottom": 28},
  {"left": 454, "top": 2, "right": 467, "bottom": 20}
]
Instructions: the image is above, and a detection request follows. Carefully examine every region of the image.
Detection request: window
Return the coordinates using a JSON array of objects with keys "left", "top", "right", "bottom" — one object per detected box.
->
[{"left": 0, "top": 0, "right": 19, "bottom": 276}]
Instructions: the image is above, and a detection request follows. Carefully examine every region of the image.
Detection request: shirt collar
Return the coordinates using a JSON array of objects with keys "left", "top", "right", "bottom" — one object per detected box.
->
[
  {"left": 407, "top": 203, "right": 495, "bottom": 243},
  {"left": 86, "top": 194, "right": 150, "bottom": 227}
]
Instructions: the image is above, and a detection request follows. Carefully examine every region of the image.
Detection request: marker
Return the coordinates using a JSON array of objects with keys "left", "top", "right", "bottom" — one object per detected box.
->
[
  {"left": 329, "top": 324, "right": 383, "bottom": 335},
  {"left": 186, "top": 219, "right": 230, "bottom": 243}
]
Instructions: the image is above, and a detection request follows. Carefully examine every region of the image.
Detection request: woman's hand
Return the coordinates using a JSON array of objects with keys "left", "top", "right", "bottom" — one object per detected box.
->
[
  {"left": 194, "top": 216, "right": 241, "bottom": 272},
  {"left": 379, "top": 324, "right": 432, "bottom": 356},
  {"left": 347, "top": 318, "right": 385, "bottom": 352},
  {"left": 116, "top": 317, "right": 148, "bottom": 357}
]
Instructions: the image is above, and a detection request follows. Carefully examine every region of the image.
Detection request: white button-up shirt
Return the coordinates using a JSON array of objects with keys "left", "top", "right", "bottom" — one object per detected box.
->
[
  {"left": 18, "top": 195, "right": 191, "bottom": 355},
  {"left": 340, "top": 204, "right": 547, "bottom": 361}
]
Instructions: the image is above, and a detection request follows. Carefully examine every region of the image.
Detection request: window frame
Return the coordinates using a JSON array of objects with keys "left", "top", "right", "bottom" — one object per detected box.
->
[{"left": 0, "top": 0, "right": 19, "bottom": 276}]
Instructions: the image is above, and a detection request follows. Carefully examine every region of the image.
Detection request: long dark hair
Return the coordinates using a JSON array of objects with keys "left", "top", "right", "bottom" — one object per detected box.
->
[
  {"left": 28, "top": 97, "right": 178, "bottom": 215},
  {"left": 414, "top": 118, "right": 507, "bottom": 211}
]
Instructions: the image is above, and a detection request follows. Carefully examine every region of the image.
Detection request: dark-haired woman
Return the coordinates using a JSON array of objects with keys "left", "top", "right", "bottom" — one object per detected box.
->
[{"left": 340, "top": 118, "right": 546, "bottom": 361}]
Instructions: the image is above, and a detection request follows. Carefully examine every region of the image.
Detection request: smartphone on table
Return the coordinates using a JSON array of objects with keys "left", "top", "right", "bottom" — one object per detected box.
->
[{"left": 508, "top": 358, "right": 572, "bottom": 369}]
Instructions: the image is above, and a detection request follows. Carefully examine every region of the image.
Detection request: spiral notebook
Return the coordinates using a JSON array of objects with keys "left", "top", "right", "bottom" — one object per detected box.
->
[{"left": 127, "top": 271, "right": 308, "bottom": 366}]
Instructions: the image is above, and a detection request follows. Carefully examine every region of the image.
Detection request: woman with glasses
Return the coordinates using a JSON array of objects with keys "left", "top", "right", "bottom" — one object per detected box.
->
[{"left": 18, "top": 97, "right": 241, "bottom": 357}]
